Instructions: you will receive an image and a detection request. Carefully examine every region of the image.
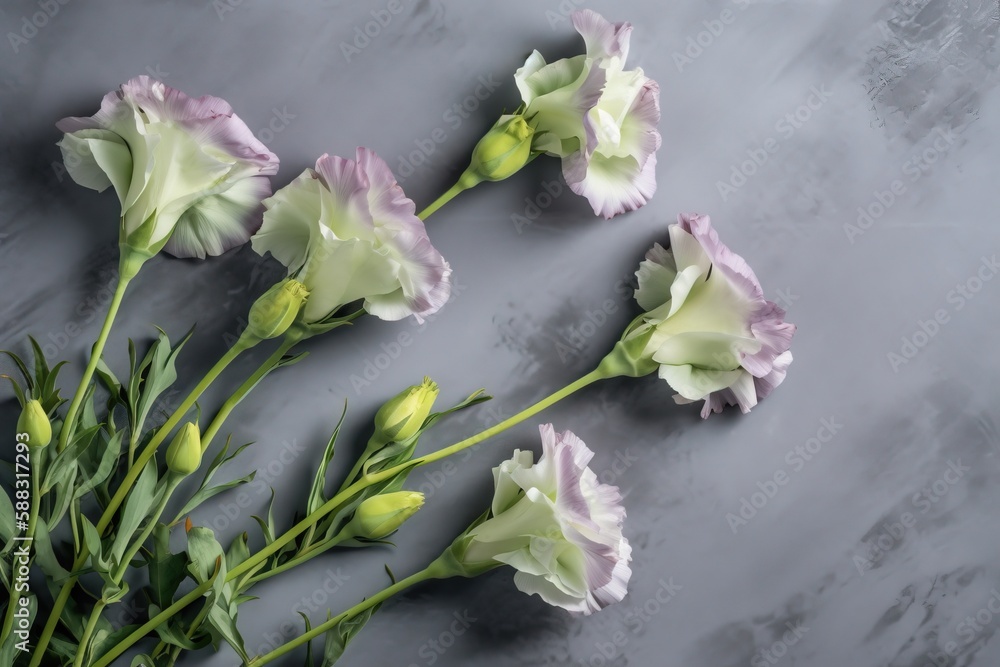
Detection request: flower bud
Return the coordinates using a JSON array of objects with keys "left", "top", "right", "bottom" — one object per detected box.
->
[
  {"left": 373, "top": 377, "right": 439, "bottom": 444},
  {"left": 165, "top": 423, "right": 202, "bottom": 476},
  {"left": 467, "top": 115, "right": 534, "bottom": 183},
  {"left": 17, "top": 400, "right": 51, "bottom": 448},
  {"left": 246, "top": 279, "right": 310, "bottom": 341},
  {"left": 348, "top": 491, "right": 424, "bottom": 540}
]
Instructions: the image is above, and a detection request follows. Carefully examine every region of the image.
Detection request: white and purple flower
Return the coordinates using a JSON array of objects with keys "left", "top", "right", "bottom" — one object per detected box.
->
[
  {"left": 628, "top": 213, "right": 795, "bottom": 418},
  {"left": 516, "top": 10, "right": 661, "bottom": 219},
  {"left": 57, "top": 76, "right": 279, "bottom": 260},
  {"left": 461, "top": 424, "right": 631, "bottom": 615},
  {"left": 251, "top": 149, "right": 451, "bottom": 326}
]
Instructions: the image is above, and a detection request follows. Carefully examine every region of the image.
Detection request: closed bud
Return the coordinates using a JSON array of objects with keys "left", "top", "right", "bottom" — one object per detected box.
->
[
  {"left": 17, "top": 400, "right": 51, "bottom": 448},
  {"left": 468, "top": 115, "right": 534, "bottom": 183},
  {"left": 348, "top": 491, "right": 424, "bottom": 539},
  {"left": 247, "top": 279, "right": 310, "bottom": 341},
  {"left": 165, "top": 423, "right": 202, "bottom": 476},
  {"left": 373, "top": 377, "right": 439, "bottom": 444}
]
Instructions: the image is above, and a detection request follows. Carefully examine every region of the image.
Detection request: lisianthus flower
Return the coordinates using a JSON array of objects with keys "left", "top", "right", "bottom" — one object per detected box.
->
[
  {"left": 251, "top": 149, "right": 451, "bottom": 327},
  {"left": 516, "top": 9, "right": 661, "bottom": 219},
  {"left": 626, "top": 213, "right": 795, "bottom": 418},
  {"left": 460, "top": 424, "right": 631, "bottom": 615},
  {"left": 57, "top": 75, "right": 279, "bottom": 261}
]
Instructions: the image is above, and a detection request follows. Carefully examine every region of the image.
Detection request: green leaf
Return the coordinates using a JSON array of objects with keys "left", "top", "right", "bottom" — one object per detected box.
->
[
  {"left": 172, "top": 472, "right": 256, "bottom": 524},
  {"left": 308, "top": 403, "right": 348, "bottom": 515},
  {"left": 320, "top": 604, "right": 383, "bottom": 665},
  {"left": 147, "top": 550, "right": 188, "bottom": 610},
  {"left": 422, "top": 388, "right": 492, "bottom": 430},
  {"left": 128, "top": 327, "right": 194, "bottom": 440},
  {"left": 42, "top": 424, "right": 100, "bottom": 492},
  {"left": 110, "top": 459, "right": 159, "bottom": 564},
  {"left": 152, "top": 620, "right": 206, "bottom": 651},
  {"left": 0, "top": 373, "right": 26, "bottom": 407},
  {"left": 0, "top": 347, "right": 32, "bottom": 393},
  {"left": 34, "top": 517, "right": 70, "bottom": 581},
  {"left": 74, "top": 429, "right": 124, "bottom": 499},
  {"left": 301, "top": 612, "right": 315, "bottom": 667},
  {"left": 185, "top": 527, "right": 250, "bottom": 663},
  {"left": 80, "top": 515, "right": 108, "bottom": 573}
]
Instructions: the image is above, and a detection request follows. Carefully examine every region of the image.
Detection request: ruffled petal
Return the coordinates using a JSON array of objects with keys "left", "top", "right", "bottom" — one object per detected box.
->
[
  {"left": 563, "top": 149, "right": 656, "bottom": 219},
  {"left": 300, "top": 237, "right": 400, "bottom": 322},
  {"left": 313, "top": 153, "right": 376, "bottom": 240},
  {"left": 572, "top": 9, "right": 632, "bottom": 61},
  {"left": 253, "top": 169, "right": 324, "bottom": 273},
  {"left": 118, "top": 75, "right": 277, "bottom": 173},
  {"left": 164, "top": 175, "right": 271, "bottom": 258},
  {"left": 367, "top": 230, "right": 451, "bottom": 323},
  {"left": 355, "top": 147, "right": 420, "bottom": 234},
  {"left": 515, "top": 50, "right": 549, "bottom": 105},
  {"left": 526, "top": 57, "right": 606, "bottom": 158},
  {"left": 57, "top": 130, "right": 132, "bottom": 203},
  {"left": 659, "top": 364, "right": 745, "bottom": 401}
]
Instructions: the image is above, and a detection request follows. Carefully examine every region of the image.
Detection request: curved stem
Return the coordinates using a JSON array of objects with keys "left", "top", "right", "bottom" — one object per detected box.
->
[
  {"left": 245, "top": 532, "right": 350, "bottom": 587},
  {"left": 90, "top": 569, "right": 220, "bottom": 667},
  {"left": 91, "top": 368, "right": 605, "bottom": 663},
  {"left": 199, "top": 336, "right": 297, "bottom": 451},
  {"left": 31, "top": 337, "right": 253, "bottom": 666},
  {"left": 417, "top": 171, "right": 480, "bottom": 221},
  {"left": 227, "top": 368, "right": 602, "bottom": 584},
  {"left": 73, "top": 599, "right": 106, "bottom": 667},
  {"left": 58, "top": 275, "right": 131, "bottom": 452},
  {"left": 250, "top": 561, "right": 448, "bottom": 666},
  {"left": 111, "top": 475, "right": 181, "bottom": 583}
]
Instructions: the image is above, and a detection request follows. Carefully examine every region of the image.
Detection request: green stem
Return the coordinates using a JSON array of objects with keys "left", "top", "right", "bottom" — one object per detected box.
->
[
  {"left": 91, "top": 366, "right": 607, "bottom": 663},
  {"left": 111, "top": 475, "right": 182, "bottom": 583},
  {"left": 416, "top": 171, "right": 481, "bottom": 221},
  {"left": 75, "top": 478, "right": 182, "bottom": 667},
  {"left": 31, "top": 335, "right": 255, "bottom": 666},
  {"left": 73, "top": 600, "right": 106, "bottom": 667},
  {"left": 245, "top": 532, "right": 350, "bottom": 587},
  {"left": 0, "top": 459, "right": 41, "bottom": 642},
  {"left": 152, "top": 597, "right": 210, "bottom": 664},
  {"left": 250, "top": 560, "right": 450, "bottom": 666},
  {"left": 58, "top": 273, "right": 131, "bottom": 452},
  {"left": 227, "top": 368, "right": 603, "bottom": 585},
  {"left": 199, "top": 336, "right": 298, "bottom": 451},
  {"left": 102, "top": 337, "right": 299, "bottom": 665},
  {"left": 90, "top": 567, "right": 221, "bottom": 667}
]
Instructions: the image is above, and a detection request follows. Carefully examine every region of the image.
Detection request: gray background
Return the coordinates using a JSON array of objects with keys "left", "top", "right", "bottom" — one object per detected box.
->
[{"left": 2, "top": 0, "right": 1000, "bottom": 665}]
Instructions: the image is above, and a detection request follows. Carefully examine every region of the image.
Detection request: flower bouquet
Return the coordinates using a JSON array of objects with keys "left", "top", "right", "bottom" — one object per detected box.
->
[{"left": 0, "top": 10, "right": 794, "bottom": 667}]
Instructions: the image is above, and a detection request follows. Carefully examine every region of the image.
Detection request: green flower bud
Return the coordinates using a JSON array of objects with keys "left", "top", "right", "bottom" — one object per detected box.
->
[
  {"left": 17, "top": 400, "right": 51, "bottom": 448},
  {"left": 468, "top": 115, "right": 534, "bottom": 183},
  {"left": 348, "top": 491, "right": 424, "bottom": 540},
  {"left": 165, "top": 423, "right": 202, "bottom": 476},
  {"left": 373, "top": 377, "right": 439, "bottom": 444},
  {"left": 246, "top": 279, "right": 310, "bottom": 341}
]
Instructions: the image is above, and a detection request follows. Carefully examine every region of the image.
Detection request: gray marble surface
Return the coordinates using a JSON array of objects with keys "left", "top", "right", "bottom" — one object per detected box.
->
[{"left": 3, "top": 0, "right": 1000, "bottom": 665}]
